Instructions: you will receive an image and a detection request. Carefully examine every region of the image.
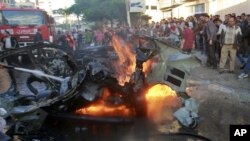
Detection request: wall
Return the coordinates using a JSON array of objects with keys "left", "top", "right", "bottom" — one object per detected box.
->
[
  {"left": 215, "top": 0, "right": 250, "bottom": 17},
  {"left": 145, "top": 0, "right": 163, "bottom": 22},
  {"left": 169, "top": 0, "right": 250, "bottom": 18},
  {"left": 165, "top": 0, "right": 208, "bottom": 18}
]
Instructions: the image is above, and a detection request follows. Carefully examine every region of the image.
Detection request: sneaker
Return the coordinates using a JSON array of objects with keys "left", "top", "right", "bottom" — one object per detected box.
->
[{"left": 238, "top": 73, "right": 248, "bottom": 79}]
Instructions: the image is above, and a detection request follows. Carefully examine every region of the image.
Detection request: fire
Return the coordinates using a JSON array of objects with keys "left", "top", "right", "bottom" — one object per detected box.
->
[
  {"left": 75, "top": 104, "right": 134, "bottom": 117},
  {"left": 145, "top": 84, "right": 180, "bottom": 122},
  {"left": 75, "top": 87, "right": 136, "bottom": 117},
  {"left": 111, "top": 36, "right": 136, "bottom": 85},
  {"left": 142, "top": 59, "right": 153, "bottom": 76}
]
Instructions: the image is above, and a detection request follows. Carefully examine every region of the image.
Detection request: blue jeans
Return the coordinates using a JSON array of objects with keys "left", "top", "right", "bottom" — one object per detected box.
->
[
  {"left": 237, "top": 51, "right": 245, "bottom": 64},
  {"left": 243, "top": 54, "right": 250, "bottom": 74}
]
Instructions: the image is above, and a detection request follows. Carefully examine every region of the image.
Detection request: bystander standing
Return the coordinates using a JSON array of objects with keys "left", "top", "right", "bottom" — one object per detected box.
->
[
  {"left": 34, "top": 28, "right": 43, "bottom": 44},
  {"left": 181, "top": 22, "right": 194, "bottom": 54},
  {"left": 219, "top": 17, "right": 242, "bottom": 73}
]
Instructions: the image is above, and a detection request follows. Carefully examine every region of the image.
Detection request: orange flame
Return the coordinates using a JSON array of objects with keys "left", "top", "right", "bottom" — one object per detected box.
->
[
  {"left": 75, "top": 87, "right": 136, "bottom": 117},
  {"left": 111, "top": 36, "right": 136, "bottom": 86},
  {"left": 142, "top": 60, "right": 153, "bottom": 76},
  {"left": 145, "top": 84, "right": 180, "bottom": 122}
]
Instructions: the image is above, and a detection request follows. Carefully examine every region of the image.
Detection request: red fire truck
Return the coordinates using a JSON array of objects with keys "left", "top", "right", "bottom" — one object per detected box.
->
[{"left": 0, "top": 4, "right": 56, "bottom": 47}]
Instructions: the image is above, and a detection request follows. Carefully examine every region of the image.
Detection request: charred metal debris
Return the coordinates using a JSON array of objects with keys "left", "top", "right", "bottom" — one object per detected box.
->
[{"left": 0, "top": 35, "right": 201, "bottom": 140}]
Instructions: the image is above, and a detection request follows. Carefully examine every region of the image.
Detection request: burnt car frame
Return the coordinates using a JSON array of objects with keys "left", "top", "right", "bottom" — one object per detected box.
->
[{"left": 0, "top": 35, "right": 200, "bottom": 140}]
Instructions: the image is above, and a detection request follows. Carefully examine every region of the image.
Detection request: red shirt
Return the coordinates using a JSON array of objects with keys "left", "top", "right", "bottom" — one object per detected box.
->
[
  {"left": 66, "top": 34, "right": 75, "bottom": 49},
  {"left": 183, "top": 28, "right": 194, "bottom": 49}
]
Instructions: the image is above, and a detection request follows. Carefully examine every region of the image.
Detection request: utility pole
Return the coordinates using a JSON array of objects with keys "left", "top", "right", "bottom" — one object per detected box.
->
[
  {"left": 35, "top": 0, "right": 39, "bottom": 8},
  {"left": 125, "top": 0, "right": 131, "bottom": 27}
]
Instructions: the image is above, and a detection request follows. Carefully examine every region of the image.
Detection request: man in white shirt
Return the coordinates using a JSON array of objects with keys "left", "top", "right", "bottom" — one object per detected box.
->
[
  {"left": 1, "top": 30, "right": 19, "bottom": 65},
  {"left": 2, "top": 31, "right": 18, "bottom": 49},
  {"left": 3, "top": 31, "right": 12, "bottom": 49},
  {"left": 219, "top": 17, "right": 242, "bottom": 73}
]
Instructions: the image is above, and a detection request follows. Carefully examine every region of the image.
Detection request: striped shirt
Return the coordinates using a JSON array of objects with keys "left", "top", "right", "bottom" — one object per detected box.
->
[{"left": 224, "top": 26, "right": 242, "bottom": 44}]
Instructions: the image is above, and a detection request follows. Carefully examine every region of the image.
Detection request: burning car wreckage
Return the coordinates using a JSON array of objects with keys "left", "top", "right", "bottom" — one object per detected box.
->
[{"left": 0, "top": 35, "right": 201, "bottom": 140}]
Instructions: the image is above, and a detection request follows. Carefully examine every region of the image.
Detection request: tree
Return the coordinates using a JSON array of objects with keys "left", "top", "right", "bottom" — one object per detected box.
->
[
  {"left": 68, "top": 4, "right": 84, "bottom": 25},
  {"left": 53, "top": 8, "right": 72, "bottom": 24},
  {"left": 74, "top": 0, "right": 127, "bottom": 27}
]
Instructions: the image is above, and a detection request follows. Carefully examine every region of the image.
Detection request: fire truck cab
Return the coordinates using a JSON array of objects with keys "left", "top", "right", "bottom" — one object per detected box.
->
[{"left": 0, "top": 3, "right": 56, "bottom": 48}]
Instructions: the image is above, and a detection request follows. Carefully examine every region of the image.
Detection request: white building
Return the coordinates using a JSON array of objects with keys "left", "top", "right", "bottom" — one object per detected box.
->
[
  {"left": 144, "top": 0, "right": 162, "bottom": 22},
  {"left": 158, "top": 0, "right": 250, "bottom": 19},
  {"left": 35, "top": 0, "right": 53, "bottom": 15}
]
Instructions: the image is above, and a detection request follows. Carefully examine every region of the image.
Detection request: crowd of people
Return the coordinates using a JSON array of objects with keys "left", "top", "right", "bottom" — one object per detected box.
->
[
  {"left": 1, "top": 12, "right": 250, "bottom": 79},
  {"left": 56, "top": 27, "right": 128, "bottom": 48},
  {"left": 67, "top": 13, "right": 250, "bottom": 79},
  {"left": 129, "top": 12, "right": 250, "bottom": 79}
]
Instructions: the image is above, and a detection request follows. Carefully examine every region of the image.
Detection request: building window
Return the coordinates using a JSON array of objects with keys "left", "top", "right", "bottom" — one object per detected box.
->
[
  {"left": 151, "top": 6, "right": 157, "bottom": 10},
  {"left": 146, "top": 5, "right": 149, "bottom": 9},
  {"left": 187, "top": 3, "right": 205, "bottom": 14},
  {"left": 195, "top": 4, "right": 205, "bottom": 13}
]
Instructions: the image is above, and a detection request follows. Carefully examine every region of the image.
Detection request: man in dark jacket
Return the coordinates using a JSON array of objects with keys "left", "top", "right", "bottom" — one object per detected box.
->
[
  {"left": 240, "top": 13, "right": 249, "bottom": 56},
  {"left": 33, "top": 28, "right": 44, "bottom": 61},
  {"left": 204, "top": 14, "right": 218, "bottom": 69},
  {"left": 34, "top": 28, "right": 43, "bottom": 44},
  {"left": 76, "top": 30, "right": 83, "bottom": 49},
  {"left": 238, "top": 18, "right": 250, "bottom": 79}
]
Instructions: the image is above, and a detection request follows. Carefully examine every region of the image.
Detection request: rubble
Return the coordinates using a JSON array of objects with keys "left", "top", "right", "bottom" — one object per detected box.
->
[{"left": 174, "top": 98, "right": 200, "bottom": 128}]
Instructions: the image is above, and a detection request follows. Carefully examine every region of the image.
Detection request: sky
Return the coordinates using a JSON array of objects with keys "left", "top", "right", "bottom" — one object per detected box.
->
[{"left": 50, "top": 0, "right": 75, "bottom": 10}]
